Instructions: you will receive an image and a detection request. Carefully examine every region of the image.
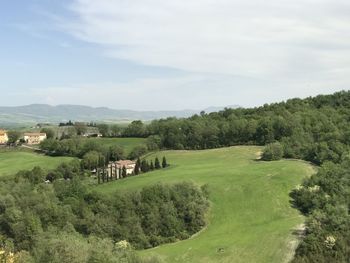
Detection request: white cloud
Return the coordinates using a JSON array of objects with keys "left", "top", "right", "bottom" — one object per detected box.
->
[
  {"left": 63, "top": 0, "right": 350, "bottom": 81},
  {"left": 21, "top": 0, "right": 347, "bottom": 110}
]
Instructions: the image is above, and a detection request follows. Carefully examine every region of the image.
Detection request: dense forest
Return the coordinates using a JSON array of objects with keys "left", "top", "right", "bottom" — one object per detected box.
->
[
  {"left": 0, "top": 163, "right": 209, "bottom": 262},
  {"left": 31, "top": 90, "right": 350, "bottom": 262}
]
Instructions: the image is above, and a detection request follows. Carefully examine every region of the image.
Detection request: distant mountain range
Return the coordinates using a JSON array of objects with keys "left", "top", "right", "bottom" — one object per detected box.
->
[{"left": 0, "top": 104, "right": 239, "bottom": 126}]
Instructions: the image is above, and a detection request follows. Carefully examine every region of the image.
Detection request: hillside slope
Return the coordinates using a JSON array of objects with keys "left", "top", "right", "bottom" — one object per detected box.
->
[{"left": 96, "top": 146, "right": 315, "bottom": 263}]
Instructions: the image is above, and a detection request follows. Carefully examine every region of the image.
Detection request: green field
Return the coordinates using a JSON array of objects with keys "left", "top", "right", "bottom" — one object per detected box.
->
[
  {"left": 96, "top": 146, "right": 314, "bottom": 263},
  {"left": 0, "top": 150, "right": 73, "bottom": 177},
  {"left": 82, "top": 137, "right": 146, "bottom": 154}
]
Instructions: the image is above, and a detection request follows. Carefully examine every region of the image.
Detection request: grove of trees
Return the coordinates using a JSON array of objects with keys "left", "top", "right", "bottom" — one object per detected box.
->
[{"left": 0, "top": 163, "right": 209, "bottom": 262}]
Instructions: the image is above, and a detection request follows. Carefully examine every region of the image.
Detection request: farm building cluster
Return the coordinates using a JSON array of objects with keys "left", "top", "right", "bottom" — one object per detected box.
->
[
  {"left": 92, "top": 160, "right": 136, "bottom": 182},
  {"left": 0, "top": 130, "right": 47, "bottom": 145}
]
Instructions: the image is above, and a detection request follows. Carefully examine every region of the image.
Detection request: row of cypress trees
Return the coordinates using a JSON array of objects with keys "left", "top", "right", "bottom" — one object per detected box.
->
[{"left": 135, "top": 156, "right": 168, "bottom": 175}]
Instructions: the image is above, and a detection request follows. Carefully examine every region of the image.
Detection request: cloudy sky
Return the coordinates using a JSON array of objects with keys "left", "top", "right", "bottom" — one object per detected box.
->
[{"left": 0, "top": 0, "right": 349, "bottom": 110}]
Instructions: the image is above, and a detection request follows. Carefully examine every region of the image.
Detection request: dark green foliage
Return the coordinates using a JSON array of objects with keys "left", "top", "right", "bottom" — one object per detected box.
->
[
  {"left": 81, "top": 151, "right": 101, "bottom": 170},
  {"left": 155, "top": 157, "right": 161, "bottom": 169},
  {"left": 162, "top": 156, "right": 167, "bottom": 168},
  {"left": 290, "top": 160, "right": 350, "bottom": 262},
  {"left": 109, "top": 145, "right": 124, "bottom": 161},
  {"left": 134, "top": 162, "right": 140, "bottom": 175},
  {"left": 141, "top": 160, "right": 149, "bottom": 173},
  {"left": 261, "top": 142, "right": 284, "bottom": 161},
  {"left": 7, "top": 130, "right": 21, "bottom": 144},
  {"left": 123, "top": 120, "right": 147, "bottom": 137},
  {"left": 128, "top": 145, "right": 148, "bottom": 160},
  {"left": 146, "top": 135, "right": 161, "bottom": 151},
  {"left": 0, "top": 168, "right": 208, "bottom": 261},
  {"left": 97, "top": 124, "right": 110, "bottom": 137},
  {"left": 146, "top": 91, "right": 350, "bottom": 165},
  {"left": 40, "top": 128, "right": 55, "bottom": 139}
]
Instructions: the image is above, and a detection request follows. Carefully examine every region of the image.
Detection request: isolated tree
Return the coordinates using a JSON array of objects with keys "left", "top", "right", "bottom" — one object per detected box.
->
[
  {"left": 109, "top": 146, "right": 124, "bottom": 161},
  {"left": 134, "top": 162, "right": 140, "bottom": 175},
  {"left": 162, "top": 156, "right": 168, "bottom": 168},
  {"left": 82, "top": 151, "right": 100, "bottom": 170},
  {"left": 7, "top": 130, "right": 21, "bottom": 145},
  {"left": 155, "top": 157, "right": 161, "bottom": 169}
]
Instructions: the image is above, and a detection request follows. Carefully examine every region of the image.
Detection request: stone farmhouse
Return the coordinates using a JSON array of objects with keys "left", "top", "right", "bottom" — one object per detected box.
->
[
  {"left": 0, "top": 130, "right": 8, "bottom": 144},
  {"left": 106, "top": 160, "right": 136, "bottom": 179},
  {"left": 23, "top": 133, "right": 47, "bottom": 145}
]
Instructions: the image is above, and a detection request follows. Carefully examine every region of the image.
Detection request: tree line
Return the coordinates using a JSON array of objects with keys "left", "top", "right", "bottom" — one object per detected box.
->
[
  {"left": 0, "top": 162, "right": 209, "bottom": 262},
  {"left": 116, "top": 91, "right": 350, "bottom": 262}
]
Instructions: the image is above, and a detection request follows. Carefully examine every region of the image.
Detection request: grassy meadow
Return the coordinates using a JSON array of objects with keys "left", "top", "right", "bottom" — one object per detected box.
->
[
  {"left": 82, "top": 137, "right": 146, "bottom": 154},
  {"left": 0, "top": 150, "right": 73, "bottom": 177},
  {"left": 96, "top": 146, "right": 315, "bottom": 263}
]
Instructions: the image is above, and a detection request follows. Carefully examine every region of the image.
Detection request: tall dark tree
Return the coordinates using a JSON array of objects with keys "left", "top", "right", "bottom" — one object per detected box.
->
[
  {"left": 141, "top": 160, "right": 149, "bottom": 173},
  {"left": 155, "top": 157, "right": 161, "bottom": 169},
  {"left": 162, "top": 156, "right": 168, "bottom": 168},
  {"left": 134, "top": 162, "right": 140, "bottom": 175}
]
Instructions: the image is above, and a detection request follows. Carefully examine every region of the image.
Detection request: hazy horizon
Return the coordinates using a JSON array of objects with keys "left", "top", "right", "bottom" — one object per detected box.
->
[{"left": 1, "top": 1, "right": 349, "bottom": 110}]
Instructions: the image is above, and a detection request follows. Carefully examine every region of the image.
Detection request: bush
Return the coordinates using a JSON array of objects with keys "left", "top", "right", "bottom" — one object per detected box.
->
[{"left": 261, "top": 142, "right": 284, "bottom": 161}]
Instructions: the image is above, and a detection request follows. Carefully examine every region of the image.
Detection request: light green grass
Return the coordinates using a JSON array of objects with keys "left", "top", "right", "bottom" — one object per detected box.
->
[
  {"left": 82, "top": 137, "right": 146, "bottom": 154},
  {"left": 95, "top": 146, "right": 314, "bottom": 263},
  {"left": 0, "top": 150, "right": 73, "bottom": 177}
]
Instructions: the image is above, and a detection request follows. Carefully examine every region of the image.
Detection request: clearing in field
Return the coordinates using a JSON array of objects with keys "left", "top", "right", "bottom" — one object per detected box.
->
[
  {"left": 96, "top": 146, "right": 314, "bottom": 263},
  {"left": 0, "top": 150, "right": 73, "bottom": 177},
  {"left": 79, "top": 137, "right": 146, "bottom": 154}
]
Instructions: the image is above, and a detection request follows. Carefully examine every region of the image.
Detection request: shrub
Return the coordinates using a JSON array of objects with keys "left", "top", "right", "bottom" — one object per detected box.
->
[{"left": 261, "top": 142, "right": 284, "bottom": 161}]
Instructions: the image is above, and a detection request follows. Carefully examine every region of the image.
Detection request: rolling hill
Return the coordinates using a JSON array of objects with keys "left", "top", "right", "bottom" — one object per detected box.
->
[{"left": 96, "top": 146, "right": 315, "bottom": 263}]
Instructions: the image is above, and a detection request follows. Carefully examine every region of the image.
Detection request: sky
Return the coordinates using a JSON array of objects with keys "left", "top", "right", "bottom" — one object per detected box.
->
[{"left": 0, "top": 0, "right": 349, "bottom": 110}]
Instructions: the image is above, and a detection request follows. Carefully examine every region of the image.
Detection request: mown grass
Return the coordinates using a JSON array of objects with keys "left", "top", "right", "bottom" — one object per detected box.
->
[
  {"left": 82, "top": 137, "right": 146, "bottom": 155},
  {"left": 95, "top": 146, "right": 314, "bottom": 263},
  {"left": 0, "top": 150, "right": 73, "bottom": 177}
]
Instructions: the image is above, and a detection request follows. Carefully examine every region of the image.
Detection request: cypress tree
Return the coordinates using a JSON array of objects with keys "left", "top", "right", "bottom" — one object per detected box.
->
[
  {"left": 141, "top": 160, "right": 147, "bottom": 172},
  {"left": 102, "top": 167, "right": 106, "bottom": 183},
  {"left": 134, "top": 162, "right": 140, "bottom": 175},
  {"left": 155, "top": 157, "right": 161, "bottom": 169},
  {"left": 122, "top": 165, "right": 127, "bottom": 178},
  {"left": 162, "top": 156, "right": 167, "bottom": 168},
  {"left": 150, "top": 160, "right": 154, "bottom": 170}
]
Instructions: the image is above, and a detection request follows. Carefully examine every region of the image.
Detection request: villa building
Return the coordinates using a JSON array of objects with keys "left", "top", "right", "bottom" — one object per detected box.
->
[
  {"left": 106, "top": 160, "right": 136, "bottom": 179},
  {"left": 23, "top": 133, "right": 47, "bottom": 145},
  {"left": 0, "top": 130, "right": 8, "bottom": 144}
]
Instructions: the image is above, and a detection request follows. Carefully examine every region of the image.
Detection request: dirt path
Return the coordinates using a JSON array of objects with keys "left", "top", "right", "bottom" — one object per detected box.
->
[{"left": 284, "top": 223, "right": 305, "bottom": 263}]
